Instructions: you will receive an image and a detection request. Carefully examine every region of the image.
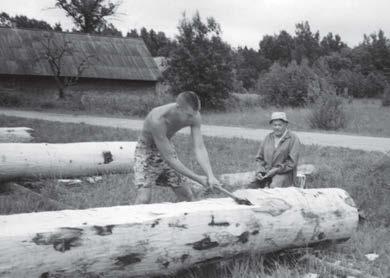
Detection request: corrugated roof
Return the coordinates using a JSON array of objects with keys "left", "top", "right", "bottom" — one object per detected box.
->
[{"left": 0, "top": 27, "right": 160, "bottom": 81}]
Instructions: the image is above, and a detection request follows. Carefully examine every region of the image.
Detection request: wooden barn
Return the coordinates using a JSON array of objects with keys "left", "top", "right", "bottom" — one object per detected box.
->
[{"left": 0, "top": 27, "right": 161, "bottom": 107}]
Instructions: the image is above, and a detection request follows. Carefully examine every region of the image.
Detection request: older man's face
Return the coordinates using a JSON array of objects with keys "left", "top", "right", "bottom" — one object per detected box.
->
[{"left": 271, "top": 120, "right": 288, "bottom": 137}]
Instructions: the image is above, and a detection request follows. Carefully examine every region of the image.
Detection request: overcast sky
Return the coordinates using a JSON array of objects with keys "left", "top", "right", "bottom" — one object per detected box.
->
[{"left": 1, "top": 0, "right": 389, "bottom": 49}]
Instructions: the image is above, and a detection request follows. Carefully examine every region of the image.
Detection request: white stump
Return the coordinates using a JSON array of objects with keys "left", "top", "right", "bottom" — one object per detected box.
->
[
  {"left": 0, "top": 187, "right": 358, "bottom": 277},
  {"left": 0, "top": 142, "right": 136, "bottom": 182}
]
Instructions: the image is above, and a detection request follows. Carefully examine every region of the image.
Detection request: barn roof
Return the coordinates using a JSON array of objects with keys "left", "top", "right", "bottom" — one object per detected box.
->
[{"left": 0, "top": 27, "right": 160, "bottom": 81}]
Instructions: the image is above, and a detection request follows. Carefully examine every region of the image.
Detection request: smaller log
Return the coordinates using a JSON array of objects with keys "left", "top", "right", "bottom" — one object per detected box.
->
[
  {"left": 217, "top": 164, "right": 316, "bottom": 188},
  {"left": 0, "top": 127, "right": 33, "bottom": 142}
]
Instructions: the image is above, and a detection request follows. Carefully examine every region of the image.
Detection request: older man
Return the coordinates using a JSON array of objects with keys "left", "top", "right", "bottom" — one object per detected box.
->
[{"left": 254, "top": 112, "right": 301, "bottom": 188}]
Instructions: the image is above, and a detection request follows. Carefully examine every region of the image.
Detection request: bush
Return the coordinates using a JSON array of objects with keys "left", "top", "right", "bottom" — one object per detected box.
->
[
  {"left": 332, "top": 69, "right": 366, "bottom": 97},
  {"left": 364, "top": 71, "right": 388, "bottom": 98},
  {"left": 315, "top": 54, "right": 388, "bottom": 98},
  {"left": 256, "top": 60, "right": 330, "bottom": 107},
  {"left": 0, "top": 92, "right": 22, "bottom": 107},
  {"left": 81, "top": 92, "right": 175, "bottom": 117},
  {"left": 307, "top": 91, "right": 348, "bottom": 130},
  {"left": 382, "top": 86, "right": 390, "bottom": 106}
]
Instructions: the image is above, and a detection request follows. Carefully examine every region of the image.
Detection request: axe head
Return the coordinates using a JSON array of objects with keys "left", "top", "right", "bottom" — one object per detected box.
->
[{"left": 235, "top": 197, "right": 253, "bottom": 206}]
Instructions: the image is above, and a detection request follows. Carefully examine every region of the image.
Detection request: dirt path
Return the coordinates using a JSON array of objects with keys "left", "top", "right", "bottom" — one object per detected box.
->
[{"left": 1, "top": 108, "right": 389, "bottom": 153}]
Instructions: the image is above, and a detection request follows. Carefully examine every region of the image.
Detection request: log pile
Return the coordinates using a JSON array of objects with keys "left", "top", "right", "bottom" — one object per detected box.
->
[{"left": 0, "top": 187, "right": 358, "bottom": 277}]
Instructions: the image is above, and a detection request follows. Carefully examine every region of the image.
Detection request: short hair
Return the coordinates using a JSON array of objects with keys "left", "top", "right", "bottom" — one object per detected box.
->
[{"left": 177, "top": 91, "right": 201, "bottom": 111}]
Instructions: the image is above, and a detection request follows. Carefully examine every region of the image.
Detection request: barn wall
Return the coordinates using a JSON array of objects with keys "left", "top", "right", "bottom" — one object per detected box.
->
[
  {"left": 0, "top": 75, "right": 156, "bottom": 95},
  {"left": 0, "top": 74, "right": 158, "bottom": 113}
]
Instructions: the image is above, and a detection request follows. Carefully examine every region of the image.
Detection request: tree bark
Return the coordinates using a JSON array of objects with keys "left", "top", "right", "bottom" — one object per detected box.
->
[
  {"left": 0, "top": 142, "right": 136, "bottom": 182},
  {"left": 0, "top": 127, "right": 33, "bottom": 143},
  {"left": 0, "top": 187, "right": 358, "bottom": 277}
]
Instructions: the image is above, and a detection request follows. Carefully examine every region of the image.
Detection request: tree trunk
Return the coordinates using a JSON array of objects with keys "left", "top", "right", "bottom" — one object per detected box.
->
[
  {"left": 53, "top": 75, "right": 66, "bottom": 99},
  {"left": 0, "top": 187, "right": 358, "bottom": 277},
  {"left": 0, "top": 142, "right": 136, "bottom": 182},
  {"left": 0, "top": 127, "right": 33, "bottom": 143}
]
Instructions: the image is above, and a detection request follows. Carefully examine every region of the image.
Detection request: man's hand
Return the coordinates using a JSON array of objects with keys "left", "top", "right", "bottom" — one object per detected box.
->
[
  {"left": 263, "top": 167, "right": 279, "bottom": 179},
  {"left": 197, "top": 175, "right": 209, "bottom": 188},
  {"left": 208, "top": 175, "right": 222, "bottom": 190},
  {"left": 255, "top": 171, "right": 265, "bottom": 181}
]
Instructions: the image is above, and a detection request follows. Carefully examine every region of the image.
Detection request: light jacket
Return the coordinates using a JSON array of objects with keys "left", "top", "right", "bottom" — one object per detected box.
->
[{"left": 255, "top": 130, "right": 301, "bottom": 185}]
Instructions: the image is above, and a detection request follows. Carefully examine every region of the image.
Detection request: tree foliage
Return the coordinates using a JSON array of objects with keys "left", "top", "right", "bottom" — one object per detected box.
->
[
  {"left": 55, "top": 0, "right": 119, "bottom": 33},
  {"left": 233, "top": 47, "right": 271, "bottom": 90},
  {"left": 359, "top": 30, "right": 390, "bottom": 71},
  {"left": 259, "top": 30, "right": 294, "bottom": 65},
  {"left": 292, "top": 21, "right": 322, "bottom": 64},
  {"left": 126, "top": 28, "right": 175, "bottom": 57},
  {"left": 164, "top": 12, "right": 234, "bottom": 110},
  {"left": 0, "top": 12, "right": 58, "bottom": 30},
  {"left": 321, "top": 32, "right": 347, "bottom": 54}
]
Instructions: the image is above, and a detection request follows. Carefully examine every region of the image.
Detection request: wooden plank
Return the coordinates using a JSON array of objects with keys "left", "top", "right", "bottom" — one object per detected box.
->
[{"left": 0, "top": 187, "right": 359, "bottom": 277}]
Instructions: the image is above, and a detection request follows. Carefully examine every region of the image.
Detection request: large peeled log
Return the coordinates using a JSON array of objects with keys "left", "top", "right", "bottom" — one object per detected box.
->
[
  {"left": 0, "top": 142, "right": 136, "bottom": 182},
  {"left": 0, "top": 187, "right": 358, "bottom": 277},
  {"left": 0, "top": 127, "right": 33, "bottom": 142}
]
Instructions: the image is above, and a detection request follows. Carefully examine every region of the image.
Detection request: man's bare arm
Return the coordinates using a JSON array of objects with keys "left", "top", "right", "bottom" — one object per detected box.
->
[
  {"left": 191, "top": 116, "right": 220, "bottom": 187},
  {"left": 150, "top": 119, "right": 207, "bottom": 186}
]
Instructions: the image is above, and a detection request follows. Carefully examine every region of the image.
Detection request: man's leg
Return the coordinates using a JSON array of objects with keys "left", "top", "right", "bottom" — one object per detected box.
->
[
  {"left": 134, "top": 187, "right": 152, "bottom": 204},
  {"left": 156, "top": 167, "right": 194, "bottom": 202},
  {"left": 172, "top": 184, "right": 194, "bottom": 202},
  {"left": 133, "top": 142, "right": 156, "bottom": 204},
  {"left": 269, "top": 173, "right": 290, "bottom": 188}
]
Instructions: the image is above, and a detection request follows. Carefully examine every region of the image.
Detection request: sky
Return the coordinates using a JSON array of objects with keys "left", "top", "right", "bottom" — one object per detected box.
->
[{"left": 1, "top": 0, "right": 389, "bottom": 49}]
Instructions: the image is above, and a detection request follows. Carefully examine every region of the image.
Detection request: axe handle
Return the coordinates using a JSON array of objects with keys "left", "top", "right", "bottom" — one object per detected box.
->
[{"left": 214, "top": 185, "right": 245, "bottom": 203}]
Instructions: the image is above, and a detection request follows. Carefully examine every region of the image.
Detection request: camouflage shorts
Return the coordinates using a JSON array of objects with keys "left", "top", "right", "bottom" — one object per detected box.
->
[{"left": 133, "top": 139, "right": 188, "bottom": 189}]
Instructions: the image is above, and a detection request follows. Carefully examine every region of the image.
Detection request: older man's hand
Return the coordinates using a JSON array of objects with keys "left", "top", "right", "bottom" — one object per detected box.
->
[
  {"left": 255, "top": 171, "right": 265, "bottom": 180},
  {"left": 263, "top": 167, "right": 279, "bottom": 179}
]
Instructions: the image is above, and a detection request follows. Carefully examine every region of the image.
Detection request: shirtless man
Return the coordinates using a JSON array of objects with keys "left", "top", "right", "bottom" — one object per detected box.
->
[{"left": 133, "top": 91, "right": 221, "bottom": 204}]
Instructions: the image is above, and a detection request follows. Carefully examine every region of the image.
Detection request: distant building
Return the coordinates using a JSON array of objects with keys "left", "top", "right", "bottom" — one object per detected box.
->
[{"left": 0, "top": 27, "right": 160, "bottom": 99}]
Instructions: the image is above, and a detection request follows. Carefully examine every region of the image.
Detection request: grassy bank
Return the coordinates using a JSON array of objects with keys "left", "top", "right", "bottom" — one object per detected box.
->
[{"left": 0, "top": 116, "right": 389, "bottom": 277}]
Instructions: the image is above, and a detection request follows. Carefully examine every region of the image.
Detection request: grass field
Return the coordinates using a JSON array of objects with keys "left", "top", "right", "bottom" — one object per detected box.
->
[
  {"left": 3, "top": 97, "right": 389, "bottom": 137},
  {"left": 202, "top": 98, "right": 390, "bottom": 137},
  {"left": 0, "top": 115, "right": 389, "bottom": 277}
]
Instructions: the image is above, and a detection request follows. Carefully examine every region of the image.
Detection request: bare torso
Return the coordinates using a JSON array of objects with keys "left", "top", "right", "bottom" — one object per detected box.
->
[{"left": 140, "top": 103, "right": 197, "bottom": 146}]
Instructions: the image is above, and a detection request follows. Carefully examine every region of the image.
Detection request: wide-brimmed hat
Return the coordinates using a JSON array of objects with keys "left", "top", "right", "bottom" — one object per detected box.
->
[{"left": 269, "top": 112, "right": 288, "bottom": 124}]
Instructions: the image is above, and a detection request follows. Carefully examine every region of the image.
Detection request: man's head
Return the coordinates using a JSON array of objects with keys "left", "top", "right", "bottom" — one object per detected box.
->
[
  {"left": 270, "top": 112, "right": 288, "bottom": 137},
  {"left": 175, "top": 91, "right": 201, "bottom": 118}
]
